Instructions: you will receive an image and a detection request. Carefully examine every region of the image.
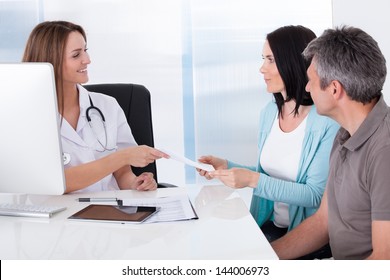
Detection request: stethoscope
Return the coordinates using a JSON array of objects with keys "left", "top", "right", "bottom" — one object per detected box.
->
[
  {"left": 63, "top": 94, "right": 116, "bottom": 165},
  {"left": 85, "top": 95, "right": 116, "bottom": 152}
]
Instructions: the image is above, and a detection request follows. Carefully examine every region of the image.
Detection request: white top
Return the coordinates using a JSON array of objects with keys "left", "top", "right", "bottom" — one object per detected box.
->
[
  {"left": 260, "top": 114, "right": 307, "bottom": 228},
  {"left": 60, "top": 85, "right": 137, "bottom": 192}
]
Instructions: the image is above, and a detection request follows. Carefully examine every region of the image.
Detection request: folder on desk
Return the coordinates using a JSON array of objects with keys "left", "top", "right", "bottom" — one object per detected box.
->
[{"left": 121, "top": 195, "right": 198, "bottom": 223}]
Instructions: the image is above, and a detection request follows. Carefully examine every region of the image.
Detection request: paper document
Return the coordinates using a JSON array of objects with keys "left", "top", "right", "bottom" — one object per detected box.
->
[
  {"left": 121, "top": 195, "right": 198, "bottom": 223},
  {"left": 158, "top": 148, "right": 214, "bottom": 172}
]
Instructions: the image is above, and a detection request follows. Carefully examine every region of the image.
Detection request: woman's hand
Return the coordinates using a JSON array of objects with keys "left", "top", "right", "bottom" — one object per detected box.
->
[
  {"left": 208, "top": 168, "right": 259, "bottom": 189},
  {"left": 130, "top": 172, "right": 158, "bottom": 191},
  {"left": 197, "top": 155, "right": 228, "bottom": 180}
]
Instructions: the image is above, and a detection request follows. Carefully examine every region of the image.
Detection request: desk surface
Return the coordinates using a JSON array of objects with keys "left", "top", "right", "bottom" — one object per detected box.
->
[{"left": 0, "top": 184, "right": 278, "bottom": 260}]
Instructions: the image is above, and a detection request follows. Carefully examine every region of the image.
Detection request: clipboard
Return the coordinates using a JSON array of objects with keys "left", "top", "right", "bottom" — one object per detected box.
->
[
  {"left": 121, "top": 195, "right": 198, "bottom": 223},
  {"left": 68, "top": 204, "right": 160, "bottom": 224}
]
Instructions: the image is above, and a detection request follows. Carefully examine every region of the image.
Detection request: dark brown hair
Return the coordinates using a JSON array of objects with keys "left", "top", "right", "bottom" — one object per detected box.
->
[{"left": 22, "top": 21, "right": 87, "bottom": 115}]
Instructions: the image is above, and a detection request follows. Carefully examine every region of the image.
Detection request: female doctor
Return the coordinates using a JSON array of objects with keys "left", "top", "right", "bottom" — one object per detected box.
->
[{"left": 22, "top": 21, "right": 168, "bottom": 193}]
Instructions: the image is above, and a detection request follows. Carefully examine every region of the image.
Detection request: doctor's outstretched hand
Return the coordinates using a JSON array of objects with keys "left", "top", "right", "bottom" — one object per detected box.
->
[
  {"left": 122, "top": 145, "right": 169, "bottom": 167},
  {"left": 197, "top": 155, "right": 228, "bottom": 180}
]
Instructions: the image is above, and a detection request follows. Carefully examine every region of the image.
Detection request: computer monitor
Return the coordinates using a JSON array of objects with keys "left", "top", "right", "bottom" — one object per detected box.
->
[{"left": 0, "top": 63, "right": 66, "bottom": 195}]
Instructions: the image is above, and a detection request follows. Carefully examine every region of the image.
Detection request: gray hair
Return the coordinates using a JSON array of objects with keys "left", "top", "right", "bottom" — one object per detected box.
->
[{"left": 303, "top": 26, "right": 386, "bottom": 104}]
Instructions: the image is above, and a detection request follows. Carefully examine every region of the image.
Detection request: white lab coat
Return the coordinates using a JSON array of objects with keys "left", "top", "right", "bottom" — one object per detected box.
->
[{"left": 60, "top": 85, "right": 137, "bottom": 192}]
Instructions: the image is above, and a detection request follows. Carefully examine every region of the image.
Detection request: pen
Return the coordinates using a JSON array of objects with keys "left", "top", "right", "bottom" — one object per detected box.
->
[{"left": 78, "top": 197, "right": 120, "bottom": 203}]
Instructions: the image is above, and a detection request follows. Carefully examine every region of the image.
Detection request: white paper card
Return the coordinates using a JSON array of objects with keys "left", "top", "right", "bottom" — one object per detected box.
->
[{"left": 158, "top": 148, "right": 214, "bottom": 172}]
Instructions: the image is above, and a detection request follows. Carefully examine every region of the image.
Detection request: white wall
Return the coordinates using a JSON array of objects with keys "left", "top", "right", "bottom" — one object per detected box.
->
[{"left": 332, "top": 0, "right": 390, "bottom": 102}]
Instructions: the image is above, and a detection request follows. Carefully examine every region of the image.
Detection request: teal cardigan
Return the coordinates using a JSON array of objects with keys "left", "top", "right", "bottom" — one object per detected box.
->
[{"left": 228, "top": 101, "right": 339, "bottom": 230}]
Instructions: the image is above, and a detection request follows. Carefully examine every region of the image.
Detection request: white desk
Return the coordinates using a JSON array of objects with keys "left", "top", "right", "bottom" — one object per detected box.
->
[{"left": 0, "top": 184, "right": 278, "bottom": 260}]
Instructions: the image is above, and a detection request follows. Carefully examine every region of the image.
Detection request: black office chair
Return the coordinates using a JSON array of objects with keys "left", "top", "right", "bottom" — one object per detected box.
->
[{"left": 83, "top": 83, "right": 177, "bottom": 188}]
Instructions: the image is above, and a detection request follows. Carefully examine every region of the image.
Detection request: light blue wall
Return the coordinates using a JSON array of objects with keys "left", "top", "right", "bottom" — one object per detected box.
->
[
  {"left": 190, "top": 0, "right": 332, "bottom": 184},
  {"left": 0, "top": 0, "right": 42, "bottom": 62}
]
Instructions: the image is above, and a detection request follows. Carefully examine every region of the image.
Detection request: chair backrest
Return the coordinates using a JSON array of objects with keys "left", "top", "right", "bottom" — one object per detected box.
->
[{"left": 83, "top": 83, "right": 158, "bottom": 181}]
